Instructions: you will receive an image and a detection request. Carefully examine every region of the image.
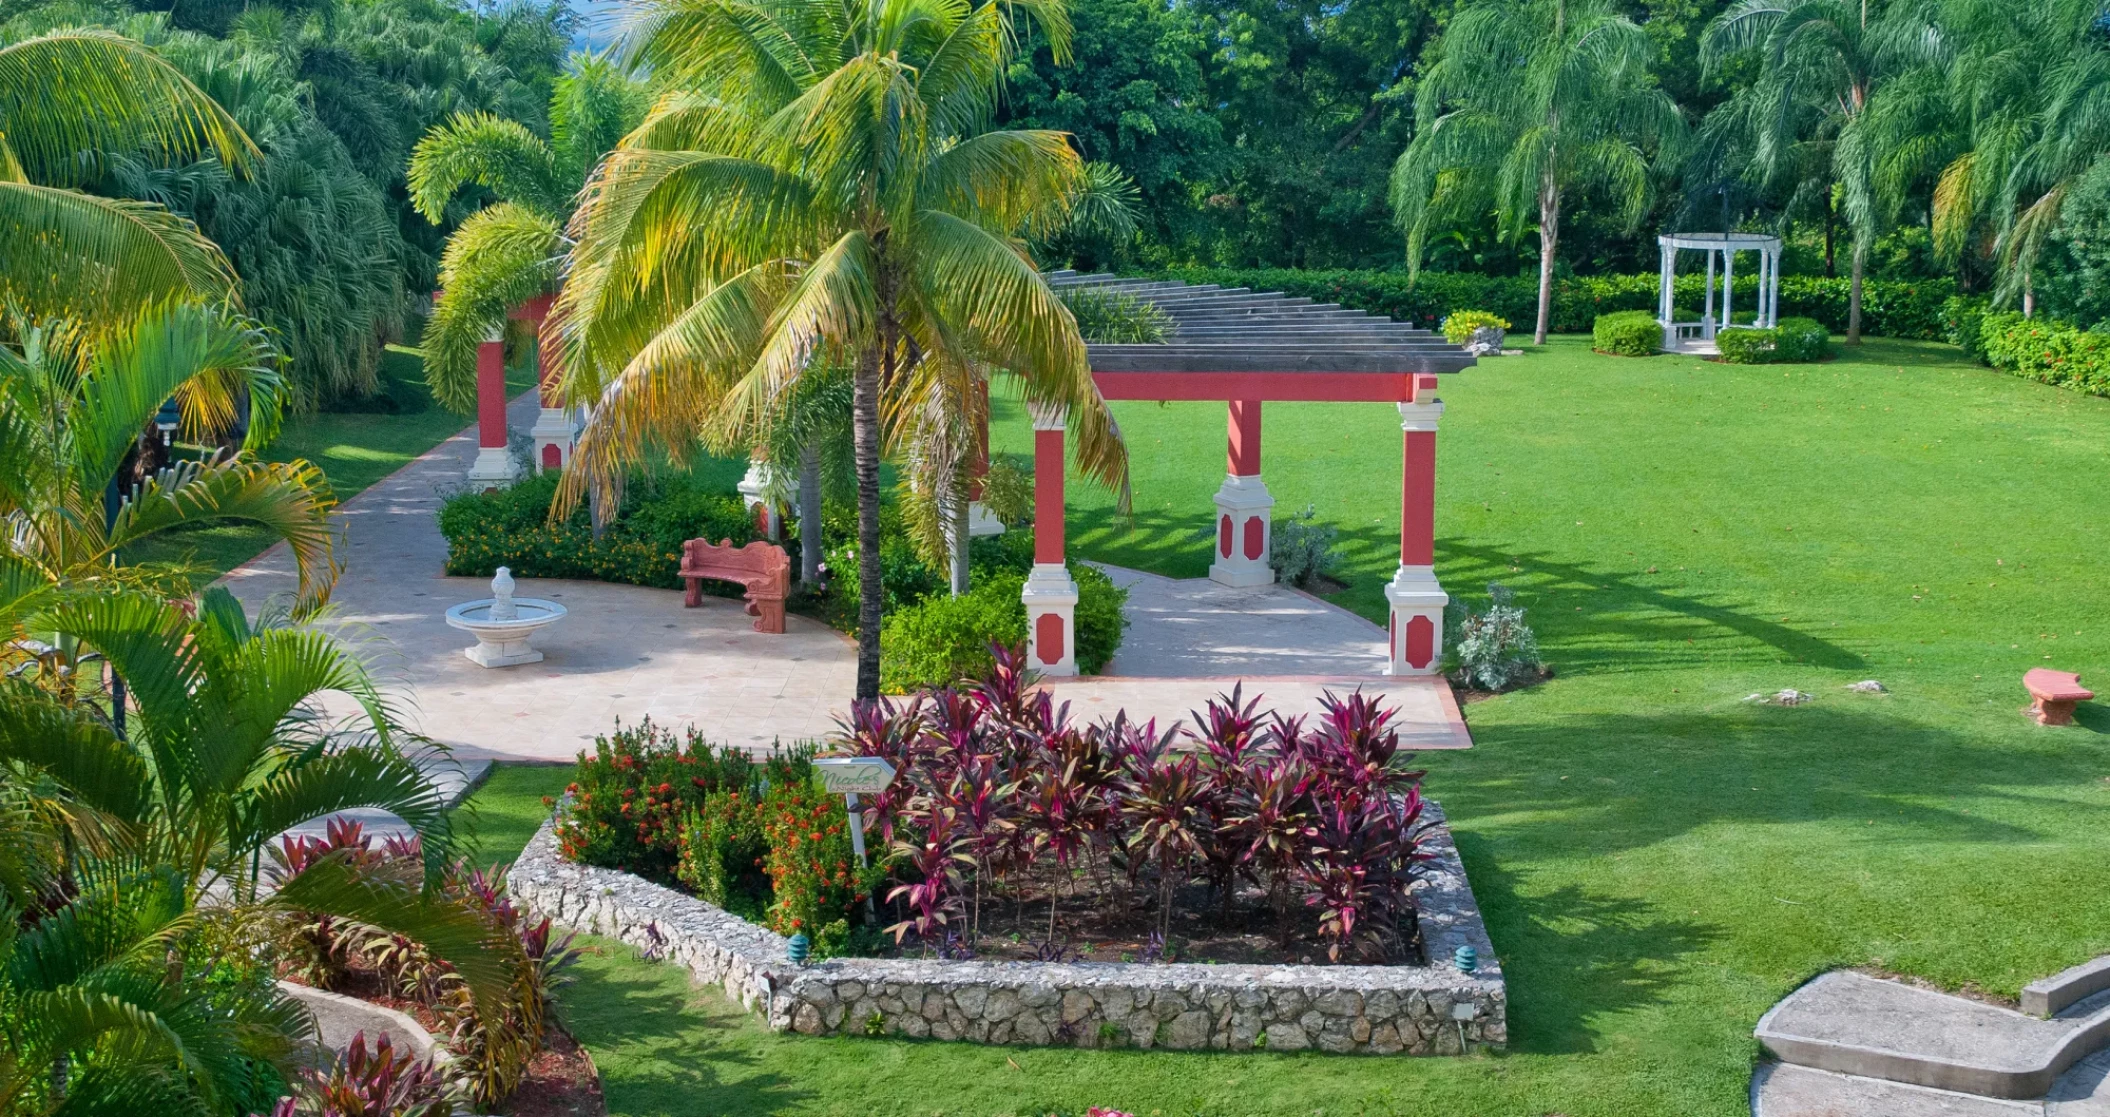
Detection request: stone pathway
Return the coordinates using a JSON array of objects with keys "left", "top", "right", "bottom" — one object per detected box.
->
[
  {"left": 1753, "top": 959, "right": 2110, "bottom": 1115},
  {"left": 221, "top": 390, "right": 857, "bottom": 763},
  {"left": 1051, "top": 566, "right": 1472, "bottom": 749}
]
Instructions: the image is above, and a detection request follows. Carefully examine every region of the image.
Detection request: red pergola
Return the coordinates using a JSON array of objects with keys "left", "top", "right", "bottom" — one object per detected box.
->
[{"left": 1017, "top": 273, "right": 1475, "bottom": 677}]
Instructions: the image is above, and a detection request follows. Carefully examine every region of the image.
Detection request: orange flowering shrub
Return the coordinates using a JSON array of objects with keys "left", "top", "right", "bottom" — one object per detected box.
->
[
  {"left": 757, "top": 778, "right": 876, "bottom": 936},
  {"left": 547, "top": 720, "right": 762, "bottom": 882}
]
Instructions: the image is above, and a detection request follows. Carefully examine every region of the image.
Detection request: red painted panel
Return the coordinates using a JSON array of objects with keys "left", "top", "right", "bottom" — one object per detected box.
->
[
  {"left": 1406, "top": 615, "right": 1435, "bottom": 669},
  {"left": 1034, "top": 428, "right": 1065, "bottom": 564},
  {"left": 541, "top": 443, "right": 561, "bottom": 469},
  {"left": 1242, "top": 516, "right": 1264, "bottom": 560},
  {"left": 1218, "top": 514, "right": 1233, "bottom": 558},
  {"left": 1227, "top": 399, "right": 1262, "bottom": 475},
  {"left": 1400, "top": 430, "right": 1436, "bottom": 566},
  {"left": 1035, "top": 612, "right": 1066, "bottom": 665},
  {"left": 476, "top": 341, "right": 507, "bottom": 449},
  {"left": 754, "top": 504, "right": 771, "bottom": 535},
  {"left": 1093, "top": 372, "right": 1417, "bottom": 402}
]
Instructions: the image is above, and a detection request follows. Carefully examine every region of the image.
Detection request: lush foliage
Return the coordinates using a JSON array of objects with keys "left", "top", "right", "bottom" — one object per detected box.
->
[
  {"left": 1058, "top": 286, "right": 1173, "bottom": 343},
  {"left": 438, "top": 468, "right": 753, "bottom": 590},
  {"left": 1439, "top": 310, "right": 1509, "bottom": 345},
  {"left": 1447, "top": 583, "right": 1545, "bottom": 692},
  {"left": 876, "top": 532, "right": 1129, "bottom": 690},
  {"left": 1593, "top": 309, "right": 1664, "bottom": 356},
  {"left": 549, "top": 720, "right": 768, "bottom": 880},
  {"left": 1975, "top": 313, "right": 2110, "bottom": 398},
  {"left": 1714, "top": 317, "right": 1831, "bottom": 364},
  {"left": 1268, "top": 505, "right": 1343, "bottom": 588}
]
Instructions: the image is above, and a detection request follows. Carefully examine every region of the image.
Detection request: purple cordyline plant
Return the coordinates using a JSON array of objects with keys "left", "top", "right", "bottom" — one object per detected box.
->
[
  {"left": 1299, "top": 690, "right": 1425, "bottom": 805},
  {"left": 1228, "top": 753, "right": 1316, "bottom": 945},
  {"left": 1300, "top": 784, "right": 1427, "bottom": 961},
  {"left": 1183, "top": 687, "right": 1274, "bottom": 910},
  {"left": 1118, "top": 740, "right": 1208, "bottom": 939},
  {"left": 884, "top": 805, "right": 969, "bottom": 943},
  {"left": 935, "top": 755, "right": 1014, "bottom": 939},
  {"left": 835, "top": 694, "right": 929, "bottom": 846}
]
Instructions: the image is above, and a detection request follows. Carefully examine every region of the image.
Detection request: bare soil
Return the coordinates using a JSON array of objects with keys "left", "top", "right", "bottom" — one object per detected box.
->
[{"left": 496, "top": 1026, "right": 606, "bottom": 1117}]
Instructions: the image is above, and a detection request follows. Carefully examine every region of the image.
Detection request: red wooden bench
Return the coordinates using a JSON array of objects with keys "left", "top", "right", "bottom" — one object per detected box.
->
[
  {"left": 679, "top": 539, "right": 790, "bottom": 634},
  {"left": 2024, "top": 668, "right": 2093, "bottom": 726}
]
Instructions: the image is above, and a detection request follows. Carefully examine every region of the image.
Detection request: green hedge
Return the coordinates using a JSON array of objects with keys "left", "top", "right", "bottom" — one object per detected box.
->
[
  {"left": 876, "top": 533, "right": 1128, "bottom": 691},
  {"left": 1159, "top": 267, "right": 1958, "bottom": 339},
  {"left": 438, "top": 470, "right": 754, "bottom": 590},
  {"left": 1978, "top": 313, "right": 2110, "bottom": 397},
  {"left": 1592, "top": 310, "right": 1663, "bottom": 356},
  {"left": 1714, "top": 317, "right": 1832, "bottom": 365}
]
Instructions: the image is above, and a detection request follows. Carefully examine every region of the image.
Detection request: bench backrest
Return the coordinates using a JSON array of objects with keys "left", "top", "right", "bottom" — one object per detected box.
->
[{"left": 682, "top": 538, "right": 790, "bottom": 586}]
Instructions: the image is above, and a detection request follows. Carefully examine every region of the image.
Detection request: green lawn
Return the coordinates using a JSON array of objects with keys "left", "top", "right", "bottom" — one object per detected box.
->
[
  {"left": 130, "top": 345, "right": 534, "bottom": 578},
  {"left": 469, "top": 336, "right": 2110, "bottom": 1116}
]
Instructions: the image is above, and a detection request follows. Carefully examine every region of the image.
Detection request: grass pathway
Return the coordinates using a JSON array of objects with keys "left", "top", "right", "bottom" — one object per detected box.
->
[{"left": 470, "top": 337, "right": 2110, "bottom": 1116}]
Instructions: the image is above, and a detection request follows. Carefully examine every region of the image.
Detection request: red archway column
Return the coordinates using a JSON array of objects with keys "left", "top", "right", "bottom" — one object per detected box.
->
[
  {"left": 966, "top": 381, "right": 1003, "bottom": 536},
  {"left": 467, "top": 323, "right": 519, "bottom": 487},
  {"left": 1210, "top": 398, "right": 1274, "bottom": 586},
  {"left": 1021, "top": 401, "right": 1077, "bottom": 675},
  {"left": 1386, "top": 375, "right": 1448, "bottom": 675},
  {"left": 515, "top": 294, "right": 576, "bottom": 474}
]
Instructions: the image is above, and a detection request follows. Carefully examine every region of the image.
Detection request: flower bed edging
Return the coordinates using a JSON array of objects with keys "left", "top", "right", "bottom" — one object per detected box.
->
[{"left": 509, "top": 802, "right": 1505, "bottom": 1054}]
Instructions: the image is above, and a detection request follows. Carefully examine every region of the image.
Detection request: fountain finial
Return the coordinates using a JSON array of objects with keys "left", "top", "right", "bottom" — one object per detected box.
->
[{"left": 489, "top": 567, "right": 518, "bottom": 621}]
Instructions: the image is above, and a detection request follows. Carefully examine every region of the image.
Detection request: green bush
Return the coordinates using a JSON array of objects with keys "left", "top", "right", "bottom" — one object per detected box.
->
[
  {"left": 550, "top": 720, "right": 764, "bottom": 882},
  {"left": 1439, "top": 310, "right": 1509, "bottom": 344},
  {"left": 1943, "top": 295, "right": 1993, "bottom": 360},
  {"left": 1714, "top": 326, "right": 1778, "bottom": 364},
  {"left": 1592, "top": 310, "right": 1663, "bottom": 356},
  {"left": 677, "top": 790, "right": 770, "bottom": 920},
  {"left": 438, "top": 469, "right": 753, "bottom": 591},
  {"left": 1058, "top": 287, "right": 1173, "bottom": 343},
  {"left": 877, "top": 557, "right": 1128, "bottom": 691},
  {"left": 1978, "top": 312, "right": 2110, "bottom": 397},
  {"left": 1071, "top": 564, "right": 1128, "bottom": 675},
  {"left": 1774, "top": 317, "right": 1832, "bottom": 362},
  {"left": 1158, "top": 267, "right": 1958, "bottom": 339},
  {"left": 1270, "top": 506, "right": 1342, "bottom": 587}
]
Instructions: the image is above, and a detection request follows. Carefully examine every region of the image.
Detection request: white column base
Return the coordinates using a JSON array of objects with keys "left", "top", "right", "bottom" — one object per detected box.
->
[
  {"left": 467, "top": 445, "right": 520, "bottom": 486},
  {"left": 529, "top": 407, "right": 577, "bottom": 473},
  {"left": 464, "top": 636, "right": 543, "bottom": 668},
  {"left": 967, "top": 501, "right": 1006, "bottom": 537},
  {"left": 1384, "top": 565, "right": 1448, "bottom": 676},
  {"left": 1209, "top": 474, "right": 1275, "bottom": 587},
  {"left": 1020, "top": 562, "right": 1079, "bottom": 676},
  {"left": 737, "top": 461, "right": 780, "bottom": 540}
]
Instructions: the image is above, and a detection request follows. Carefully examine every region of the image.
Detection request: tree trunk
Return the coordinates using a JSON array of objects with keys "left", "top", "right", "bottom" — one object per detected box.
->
[
  {"left": 852, "top": 342, "right": 885, "bottom": 700},
  {"left": 798, "top": 444, "right": 822, "bottom": 583},
  {"left": 948, "top": 479, "right": 970, "bottom": 597},
  {"left": 1534, "top": 178, "right": 1560, "bottom": 345},
  {"left": 1824, "top": 191, "right": 1837, "bottom": 278},
  {"left": 1846, "top": 239, "right": 1867, "bottom": 345},
  {"left": 2023, "top": 276, "right": 2036, "bottom": 319}
]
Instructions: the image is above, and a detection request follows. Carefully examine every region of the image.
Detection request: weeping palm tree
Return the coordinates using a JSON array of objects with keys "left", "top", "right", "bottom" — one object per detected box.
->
[
  {"left": 409, "top": 54, "right": 647, "bottom": 413},
  {"left": 1392, "top": 0, "right": 1683, "bottom": 345},
  {"left": 0, "top": 29, "right": 258, "bottom": 323},
  {"left": 0, "top": 300, "right": 339, "bottom": 620},
  {"left": 546, "top": 0, "right": 1129, "bottom": 698}
]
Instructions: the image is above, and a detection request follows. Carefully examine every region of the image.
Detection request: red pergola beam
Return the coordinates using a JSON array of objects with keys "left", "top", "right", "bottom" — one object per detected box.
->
[{"left": 1091, "top": 371, "right": 1424, "bottom": 402}]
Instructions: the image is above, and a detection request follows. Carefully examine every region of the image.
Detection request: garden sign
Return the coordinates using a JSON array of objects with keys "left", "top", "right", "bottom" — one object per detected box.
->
[{"left": 814, "top": 758, "right": 897, "bottom": 873}]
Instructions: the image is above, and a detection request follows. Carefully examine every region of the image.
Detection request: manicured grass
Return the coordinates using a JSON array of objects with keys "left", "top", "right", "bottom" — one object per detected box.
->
[
  {"left": 130, "top": 346, "right": 535, "bottom": 579},
  {"left": 470, "top": 337, "right": 2110, "bottom": 1116},
  {"left": 456, "top": 762, "right": 566, "bottom": 867}
]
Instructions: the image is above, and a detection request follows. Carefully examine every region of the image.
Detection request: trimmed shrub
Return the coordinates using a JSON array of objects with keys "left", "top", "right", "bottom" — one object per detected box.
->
[
  {"left": 1158, "top": 266, "right": 1957, "bottom": 339},
  {"left": 1943, "top": 295, "right": 1993, "bottom": 360},
  {"left": 877, "top": 562, "right": 1128, "bottom": 691},
  {"left": 439, "top": 469, "right": 752, "bottom": 591},
  {"left": 676, "top": 790, "right": 770, "bottom": 920},
  {"left": 1447, "top": 584, "right": 1544, "bottom": 692},
  {"left": 1592, "top": 310, "right": 1663, "bottom": 356},
  {"left": 1439, "top": 309, "right": 1509, "bottom": 344},
  {"left": 1715, "top": 326, "right": 1778, "bottom": 364},
  {"left": 1270, "top": 505, "right": 1342, "bottom": 587},
  {"left": 548, "top": 720, "right": 762, "bottom": 882},
  {"left": 1071, "top": 564, "right": 1128, "bottom": 674},
  {"left": 1774, "top": 317, "right": 1832, "bottom": 362},
  {"left": 1978, "top": 312, "right": 2110, "bottom": 397}
]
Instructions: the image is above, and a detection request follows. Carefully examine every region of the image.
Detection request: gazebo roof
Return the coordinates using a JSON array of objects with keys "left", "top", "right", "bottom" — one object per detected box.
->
[
  {"left": 1657, "top": 232, "right": 1781, "bottom": 250},
  {"left": 1046, "top": 271, "right": 1474, "bottom": 401}
]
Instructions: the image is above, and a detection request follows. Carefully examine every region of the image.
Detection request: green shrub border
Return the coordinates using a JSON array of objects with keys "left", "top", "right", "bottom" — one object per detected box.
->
[{"left": 1591, "top": 310, "right": 1663, "bottom": 357}]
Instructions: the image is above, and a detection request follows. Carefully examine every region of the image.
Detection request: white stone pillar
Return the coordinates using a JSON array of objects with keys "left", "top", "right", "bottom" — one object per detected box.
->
[
  {"left": 1210, "top": 399, "right": 1274, "bottom": 587},
  {"left": 1386, "top": 394, "right": 1449, "bottom": 677},
  {"left": 1723, "top": 246, "right": 1736, "bottom": 327},
  {"left": 530, "top": 407, "right": 577, "bottom": 473},
  {"left": 1703, "top": 251, "right": 1717, "bottom": 338},
  {"left": 1020, "top": 402, "right": 1078, "bottom": 676},
  {"left": 738, "top": 458, "right": 781, "bottom": 540}
]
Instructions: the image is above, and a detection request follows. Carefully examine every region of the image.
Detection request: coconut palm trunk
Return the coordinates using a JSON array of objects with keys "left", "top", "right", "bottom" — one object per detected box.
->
[
  {"left": 1536, "top": 174, "right": 1561, "bottom": 345},
  {"left": 799, "top": 445, "right": 823, "bottom": 583},
  {"left": 854, "top": 339, "right": 886, "bottom": 698},
  {"left": 1847, "top": 240, "right": 1867, "bottom": 343}
]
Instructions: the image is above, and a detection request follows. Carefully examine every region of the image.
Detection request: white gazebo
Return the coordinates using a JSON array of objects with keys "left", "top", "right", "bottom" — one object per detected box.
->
[{"left": 1656, "top": 232, "right": 1783, "bottom": 355}]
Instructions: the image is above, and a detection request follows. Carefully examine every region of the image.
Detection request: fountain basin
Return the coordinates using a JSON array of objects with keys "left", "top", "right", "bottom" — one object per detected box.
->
[{"left": 446, "top": 569, "right": 566, "bottom": 667}]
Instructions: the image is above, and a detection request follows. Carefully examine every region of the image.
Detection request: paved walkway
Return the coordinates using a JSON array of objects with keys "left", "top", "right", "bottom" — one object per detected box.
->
[{"left": 221, "top": 391, "right": 857, "bottom": 763}]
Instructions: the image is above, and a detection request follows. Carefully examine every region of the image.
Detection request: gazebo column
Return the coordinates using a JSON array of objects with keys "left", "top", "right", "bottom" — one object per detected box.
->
[
  {"left": 1385, "top": 377, "right": 1448, "bottom": 676},
  {"left": 967, "top": 385, "right": 1004, "bottom": 536},
  {"left": 738, "top": 456, "right": 781, "bottom": 540},
  {"left": 1021, "top": 402, "right": 1077, "bottom": 675},
  {"left": 1210, "top": 398, "right": 1275, "bottom": 587},
  {"left": 467, "top": 324, "right": 519, "bottom": 487},
  {"left": 519, "top": 295, "right": 575, "bottom": 473}
]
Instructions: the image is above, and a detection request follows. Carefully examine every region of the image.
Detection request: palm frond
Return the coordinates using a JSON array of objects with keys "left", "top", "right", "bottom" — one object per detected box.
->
[{"left": 0, "top": 29, "right": 258, "bottom": 187}]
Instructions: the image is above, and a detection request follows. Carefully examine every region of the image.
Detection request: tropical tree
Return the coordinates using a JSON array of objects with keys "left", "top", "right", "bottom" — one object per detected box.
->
[
  {"left": 0, "top": 299, "right": 339, "bottom": 621},
  {"left": 1392, "top": 0, "right": 1683, "bottom": 345},
  {"left": 1699, "top": 0, "right": 1895, "bottom": 341},
  {"left": 0, "top": 28, "right": 257, "bottom": 323},
  {"left": 546, "top": 0, "right": 1130, "bottom": 698},
  {"left": 410, "top": 53, "right": 647, "bottom": 414}
]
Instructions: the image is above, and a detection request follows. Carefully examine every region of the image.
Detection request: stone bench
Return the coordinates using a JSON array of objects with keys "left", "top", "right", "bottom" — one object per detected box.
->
[
  {"left": 679, "top": 538, "right": 790, "bottom": 634},
  {"left": 2025, "top": 669, "right": 2093, "bottom": 726}
]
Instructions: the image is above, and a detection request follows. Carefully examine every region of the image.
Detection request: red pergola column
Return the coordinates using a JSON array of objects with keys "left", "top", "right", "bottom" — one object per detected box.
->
[
  {"left": 515, "top": 294, "right": 576, "bottom": 474},
  {"left": 737, "top": 453, "right": 782, "bottom": 540},
  {"left": 1210, "top": 398, "right": 1275, "bottom": 587},
  {"left": 1021, "top": 401, "right": 1077, "bottom": 675},
  {"left": 966, "top": 382, "right": 1003, "bottom": 536},
  {"left": 467, "top": 323, "right": 519, "bottom": 487},
  {"left": 1386, "top": 374, "right": 1449, "bottom": 675}
]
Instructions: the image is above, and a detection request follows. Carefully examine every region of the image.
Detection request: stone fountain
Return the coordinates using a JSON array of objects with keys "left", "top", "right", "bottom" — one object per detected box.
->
[{"left": 445, "top": 568, "right": 567, "bottom": 667}]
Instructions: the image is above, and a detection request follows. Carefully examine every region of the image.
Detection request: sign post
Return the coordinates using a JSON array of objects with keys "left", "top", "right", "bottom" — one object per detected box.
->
[{"left": 814, "top": 758, "right": 897, "bottom": 920}]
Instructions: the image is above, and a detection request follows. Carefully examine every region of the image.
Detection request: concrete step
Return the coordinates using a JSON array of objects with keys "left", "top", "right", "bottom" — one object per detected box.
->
[
  {"left": 1753, "top": 1049, "right": 2110, "bottom": 1116},
  {"left": 1757, "top": 972, "right": 2110, "bottom": 1100}
]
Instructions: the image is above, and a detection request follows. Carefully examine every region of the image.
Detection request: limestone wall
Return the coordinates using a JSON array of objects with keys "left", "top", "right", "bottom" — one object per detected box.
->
[{"left": 509, "top": 802, "right": 1505, "bottom": 1054}]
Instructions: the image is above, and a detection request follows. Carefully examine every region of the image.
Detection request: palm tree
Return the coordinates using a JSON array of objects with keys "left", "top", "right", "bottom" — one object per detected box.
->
[
  {"left": 409, "top": 54, "right": 646, "bottom": 413},
  {"left": 546, "top": 0, "right": 1129, "bottom": 698},
  {"left": 1392, "top": 0, "right": 1683, "bottom": 345},
  {"left": 0, "top": 29, "right": 258, "bottom": 323},
  {"left": 1700, "top": 0, "right": 1894, "bottom": 341},
  {"left": 0, "top": 299, "right": 339, "bottom": 621}
]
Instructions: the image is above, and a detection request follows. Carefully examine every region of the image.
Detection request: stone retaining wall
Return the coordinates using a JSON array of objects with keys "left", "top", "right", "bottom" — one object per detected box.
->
[{"left": 510, "top": 802, "right": 1505, "bottom": 1054}]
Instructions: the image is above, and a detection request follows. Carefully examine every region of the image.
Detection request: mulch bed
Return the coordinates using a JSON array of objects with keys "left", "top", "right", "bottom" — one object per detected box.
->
[
  {"left": 1450, "top": 666, "right": 1553, "bottom": 704},
  {"left": 496, "top": 1026, "right": 605, "bottom": 1117}
]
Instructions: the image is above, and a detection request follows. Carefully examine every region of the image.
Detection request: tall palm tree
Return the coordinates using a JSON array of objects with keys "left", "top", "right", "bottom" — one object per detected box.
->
[
  {"left": 409, "top": 54, "right": 646, "bottom": 413},
  {"left": 0, "top": 29, "right": 258, "bottom": 323},
  {"left": 0, "top": 299, "right": 339, "bottom": 620},
  {"left": 1700, "top": 0, "right": 1895, "bottom": 341},
  {"left": 546, "top": 0, "right": 1129, "bottom": 698},
  {"left": 1392, "top": 0, "right": 1683, "bottom": 345}
]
